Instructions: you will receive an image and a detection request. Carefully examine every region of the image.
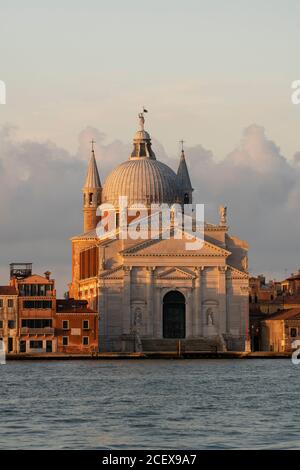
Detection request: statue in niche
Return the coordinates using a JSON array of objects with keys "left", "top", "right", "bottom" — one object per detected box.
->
[
  {"left": 134, "top": 308, "right": 142, "bottom": 330},
  {"left": 206, "top": 308, "right": 214, "bottom": 326}
]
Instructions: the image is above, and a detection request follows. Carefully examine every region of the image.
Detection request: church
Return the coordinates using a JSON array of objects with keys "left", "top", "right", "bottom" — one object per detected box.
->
[{"left": 69, "top": 114, "right": 250, "bottom": 352}]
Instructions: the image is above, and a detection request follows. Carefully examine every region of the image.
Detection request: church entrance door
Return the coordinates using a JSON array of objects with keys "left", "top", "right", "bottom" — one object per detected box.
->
[{"left": 163, "top": 291, "right": 186, "bottom": 338}]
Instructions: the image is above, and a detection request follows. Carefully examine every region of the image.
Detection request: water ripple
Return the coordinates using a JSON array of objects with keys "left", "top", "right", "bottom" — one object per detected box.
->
[{"left": 0, "top": 359, "right": 298, "bottom": 449}]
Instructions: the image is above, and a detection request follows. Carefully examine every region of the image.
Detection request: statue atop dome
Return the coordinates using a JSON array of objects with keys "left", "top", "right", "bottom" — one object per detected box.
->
[
  {"left": 138, "top": 107, "right": 148, "bottom": 131},
  {"left": 138, "top": 112, "right": 145, "bottom": 130}
]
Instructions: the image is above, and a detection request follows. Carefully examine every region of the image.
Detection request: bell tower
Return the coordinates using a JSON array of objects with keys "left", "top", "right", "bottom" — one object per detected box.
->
[
  {"left": 176, "top": 141, "right": 193, "bottom": 205},
  {"left": 82, "top": 140, "right": 102, "bottom": 233}
]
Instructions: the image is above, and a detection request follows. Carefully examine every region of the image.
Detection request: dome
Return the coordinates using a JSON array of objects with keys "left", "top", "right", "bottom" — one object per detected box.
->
[
  {"left": 102, "top": 113, "right": 181, "bottom": 207},
  {"left": 102, "top": 158, "right": 179, "bottom": 207}
]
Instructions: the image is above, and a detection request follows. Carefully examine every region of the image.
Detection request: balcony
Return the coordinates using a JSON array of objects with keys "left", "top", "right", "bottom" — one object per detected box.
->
[{"left": 20, "top": 327, "right": 54, "bottom": 335}]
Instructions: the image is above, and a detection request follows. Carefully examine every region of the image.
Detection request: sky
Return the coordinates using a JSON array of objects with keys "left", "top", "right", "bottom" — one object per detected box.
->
[{"left": 1, "top": 0, "right": 300, "bottom": 294}]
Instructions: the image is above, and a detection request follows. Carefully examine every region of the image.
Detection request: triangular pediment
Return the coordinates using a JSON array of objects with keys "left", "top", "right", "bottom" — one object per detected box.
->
[
  {"left": 121, "top": 233, "right": 231, "bottom": 258},
  {"left": 157, "top": 267, "right": 196, "bottom": 280},
  {"left": 226, "top": 265, "right": 248, "bottom": 279},
  {"left": 99, "top": 265, "right": 124, "bottom": 280}
]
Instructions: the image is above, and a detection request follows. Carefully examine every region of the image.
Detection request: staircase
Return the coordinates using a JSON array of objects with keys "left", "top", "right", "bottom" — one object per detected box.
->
[{"left": 141, "top": 337, "right": 226, "bottom": 352}]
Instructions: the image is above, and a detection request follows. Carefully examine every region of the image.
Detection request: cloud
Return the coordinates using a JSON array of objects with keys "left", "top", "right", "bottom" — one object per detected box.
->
[
  {"left": 0, "top": 125, "right": 132, "bottom": 294},
  {"left": 0, "top": 123, "right": 299, "bottom": 294},
  {"left": 185, "top": 125, "right": 299, "bottom": 278}
]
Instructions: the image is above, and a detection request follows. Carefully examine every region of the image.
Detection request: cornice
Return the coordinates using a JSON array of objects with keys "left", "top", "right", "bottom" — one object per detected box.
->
[{"left": 226, "top": 264, "right": 249, "bottom": 280}]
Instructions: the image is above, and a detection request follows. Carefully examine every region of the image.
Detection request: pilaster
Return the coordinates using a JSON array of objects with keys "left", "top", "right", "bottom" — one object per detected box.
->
[
  {"left": 122, "top": 266, "right": 132, "bottom": 335},
  {"left": 194, "top": 267, "right": 202, "bottom": 336},
  {"left": 146, "top": 267, "right": 155, "bottom": 336},
  {"left": 218, "top": 266, "right": 227, "bottom": 334}
]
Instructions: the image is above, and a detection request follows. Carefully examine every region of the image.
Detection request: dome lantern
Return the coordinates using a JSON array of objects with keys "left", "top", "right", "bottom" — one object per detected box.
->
[{"left": 130, "top": 111, "right": 156, "bottom": 160}]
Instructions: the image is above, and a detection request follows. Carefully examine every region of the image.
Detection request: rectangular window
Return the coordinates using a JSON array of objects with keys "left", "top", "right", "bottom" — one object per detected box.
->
[
  {"left": 29, "top": 340, "right": 43, "bottom": 349},
  {"left": 19, "top": 284, "right": 52, "bottom": 297},
  {"left": 0, "top": 300, "right": 3, "bottom": 308},
  {"left": 62, "top": 320, "right": 69, "bottom": 330},
  {"left": 21, "top": 319, "right": 52, "bottom": 328},
  {"left": 23, "top": 300, "right": 52, "bottom": 309},
  {"left": 62, "top": 336, "right": 68, "bottom": 346},
  {"left": 80, "top": 246, "right": 99, "bottom": 280},
  {"left": 83, "top": 320, "right": 89, "bottom": 330},
  {"left": 8, "top": 320, "right": 15, "bottom": 329},
  {"left": 38, "top": 285, "right": 45, "bottom": 296},
  {"left": 82, "top": 336, "right": 89, "bottom": 346},
  {"left": 46, "top": 285, "right": 52, "bottom": 294},
  {"left": 290, "top": 327, "right": 298, "bottom": 338},
  {"left": 7, "top": 299, "right": 14, "bottom": 308},
  {"left": 0, "top": 320, "right": 3, "bottom": 328},
  {"left": 31, "top": 284, "right": 38, "bottom": 296}
]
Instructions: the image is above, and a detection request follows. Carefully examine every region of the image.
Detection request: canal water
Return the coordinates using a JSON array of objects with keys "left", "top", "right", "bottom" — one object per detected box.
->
[{"left": 0, "top": 359, "right": 299, "bottom": 449}]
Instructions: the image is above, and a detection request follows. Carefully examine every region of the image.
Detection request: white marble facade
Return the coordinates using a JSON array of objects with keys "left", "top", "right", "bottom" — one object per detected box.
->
[
  {"left": 72, "top": 114, "right": 250, "bottom": 352},
  {"left": 95, "top": 225, "right": 249, "bottom": 352}
]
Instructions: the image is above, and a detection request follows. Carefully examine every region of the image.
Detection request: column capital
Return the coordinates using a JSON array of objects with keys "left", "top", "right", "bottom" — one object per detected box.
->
[
  {"left": 146, "top": 266, "right": 156, "bottom": 272},
  {"left": 123, "top": 265, "right": 132, "bottom": 272}
]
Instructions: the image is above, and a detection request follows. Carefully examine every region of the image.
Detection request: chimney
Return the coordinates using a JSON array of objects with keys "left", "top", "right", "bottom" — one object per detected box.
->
[{"left": 44, "top": 271, "right": 51, "bottom": 280}]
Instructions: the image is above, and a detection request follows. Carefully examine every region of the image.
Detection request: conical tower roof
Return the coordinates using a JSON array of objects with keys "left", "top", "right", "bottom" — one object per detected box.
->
[
  {"left": 177, "top": 149, "right": 192, "bottom": 190},
  {"left": 83, "top": 145, "right": 101, "bottom": 189}
]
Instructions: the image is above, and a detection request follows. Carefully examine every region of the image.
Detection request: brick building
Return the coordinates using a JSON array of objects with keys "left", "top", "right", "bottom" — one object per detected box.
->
[
  {"left": 0, "top": 263, "right": 99, "bottom": 355},
  {"left": 249, "top": 271, "right": 300, "bottom": 351},
  {"left": 281, "top": 271, "right": 300, "bottom": 296},
  {"left": 261, "top": 308, "right": 300, "bottom": 352},
  {"left": 0, "top": 286, "right": 18, "bottom": 353},
  {"left": 10, "top": 264, "right": 57, "bottom": 353},
  {"left": 56, "top": 298, "right": 98, "bottom": 353}
]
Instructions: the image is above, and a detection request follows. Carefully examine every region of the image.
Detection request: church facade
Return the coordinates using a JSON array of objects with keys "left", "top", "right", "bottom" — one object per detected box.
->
[{"left": 69, "top": 114, "right": 250, "bottom": 352}]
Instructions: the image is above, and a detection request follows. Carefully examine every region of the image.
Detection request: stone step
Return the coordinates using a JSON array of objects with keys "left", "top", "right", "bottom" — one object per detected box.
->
[{"left": 141, "top": 337, "right": 225, "bottom": 352}]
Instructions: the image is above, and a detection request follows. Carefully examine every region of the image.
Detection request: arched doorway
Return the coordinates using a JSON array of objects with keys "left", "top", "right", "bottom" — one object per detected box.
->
[{"left": 163, "top": 291, "right": 186, "bottom": 338}]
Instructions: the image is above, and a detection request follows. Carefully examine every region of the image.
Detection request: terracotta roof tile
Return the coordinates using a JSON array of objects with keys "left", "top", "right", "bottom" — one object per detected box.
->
[
  {"left": 267, "top": 308, "right": 300, "bottom": 320},
  {"left": 0, "top": 286, "right": 18, "bottom": 296}
]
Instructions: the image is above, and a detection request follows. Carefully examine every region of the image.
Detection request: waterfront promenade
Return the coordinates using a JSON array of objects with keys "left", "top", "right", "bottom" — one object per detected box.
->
[{"left": 4, "top": 351, "right": 291, "bottom": 360}]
